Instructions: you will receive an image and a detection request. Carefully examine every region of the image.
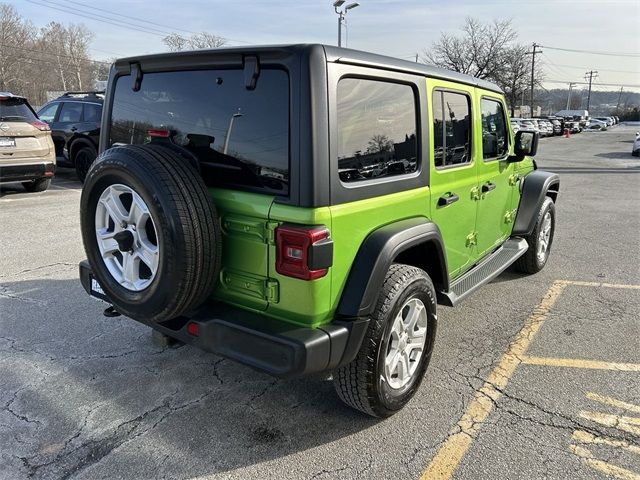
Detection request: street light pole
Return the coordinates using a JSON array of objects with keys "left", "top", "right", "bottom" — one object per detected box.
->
[
  {"left": 223, "top": 110, "right": 243, "bottom": 155},
  {"left": 333, "top": 1, "right": 359, "bottom": 47}
]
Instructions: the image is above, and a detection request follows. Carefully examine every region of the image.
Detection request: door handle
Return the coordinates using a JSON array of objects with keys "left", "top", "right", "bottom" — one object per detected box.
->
[
  {"left": 482, "top": 182, "right": 496, "bottom": 193},
  {"left": 438, "top": 193, "right": 459, "bottom": 207}
]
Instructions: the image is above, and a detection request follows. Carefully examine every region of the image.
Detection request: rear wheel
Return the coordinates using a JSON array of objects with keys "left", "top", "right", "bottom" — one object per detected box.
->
[
  {"left": 73, "top": 143, "right": 97, "bottom": 182},
  {"left": 81, "top": 144, "right": 221, "bottom": 323},
  {"left": 22, "top": 178, "right": 51, "bottom": 192},
  {"left": 333, "top": 264, "right": 437, "bottom": 417}
]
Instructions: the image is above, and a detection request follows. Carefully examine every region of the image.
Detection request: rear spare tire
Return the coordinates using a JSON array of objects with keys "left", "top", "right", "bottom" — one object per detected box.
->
[{"left": 80, "top": 144, "right": 221, "bottom": 323}]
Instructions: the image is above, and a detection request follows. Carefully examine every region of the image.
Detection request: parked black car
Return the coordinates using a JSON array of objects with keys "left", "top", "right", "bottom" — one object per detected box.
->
[{"left": 37, "top": 91, "right": 103, "bottom": 181}]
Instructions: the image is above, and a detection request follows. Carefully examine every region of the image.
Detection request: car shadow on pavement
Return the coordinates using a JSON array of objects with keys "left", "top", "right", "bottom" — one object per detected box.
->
[
  {"left": 547, "top": 166, "right": 640, "bottom": 174},
  {"left": 594, "top": 151, "right": 640, "bottom": 159},
  {"left": 0, "top": 168, "right": 81, "bottom": 198},
  {"left": 0, "top": 277, "right": 380, "bottom": 479}
]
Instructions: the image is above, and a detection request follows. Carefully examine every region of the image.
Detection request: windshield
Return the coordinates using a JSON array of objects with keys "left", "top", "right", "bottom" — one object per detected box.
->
[{"left": 0, "top": 97, "right": 37, "bottom": 122}]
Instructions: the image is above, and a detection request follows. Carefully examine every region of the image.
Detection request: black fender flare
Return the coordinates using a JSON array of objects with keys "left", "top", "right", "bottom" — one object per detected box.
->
[
  {"left": 69, "top": 137, "right": 97, "bottom": 164},
  {"left": 336, "top": 217, "right": 448, "bottom": 319},
  {"left": 513, "top": 170, "right": 560, "bottom": 236}
]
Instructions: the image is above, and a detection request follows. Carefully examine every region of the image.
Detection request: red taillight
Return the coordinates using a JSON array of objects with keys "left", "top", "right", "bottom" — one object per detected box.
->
[
  {"left": 276, "top": 225, "right": 331, "bottom": 280},
  {"left": 147, "top": 129, "right": 170, "bottom": 138},
  {"left": 186, "top": 322, "right": 200, "bottom": 336},
  {"left": 31, "top": 120, "right": 50, "bottom": 131}
]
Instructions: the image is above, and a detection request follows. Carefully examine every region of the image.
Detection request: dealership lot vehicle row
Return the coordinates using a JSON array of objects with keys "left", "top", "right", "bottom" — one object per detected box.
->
[{"left": 1, "top": 127, "right": 639, "bottom": 479}]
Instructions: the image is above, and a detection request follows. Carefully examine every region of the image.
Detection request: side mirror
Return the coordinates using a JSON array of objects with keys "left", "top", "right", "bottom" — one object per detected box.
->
[{"left": 509, "top": 130, "right": 539, "bottom": 162}]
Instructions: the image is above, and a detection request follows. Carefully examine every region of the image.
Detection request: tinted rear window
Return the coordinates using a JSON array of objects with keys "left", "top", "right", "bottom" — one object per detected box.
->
[
  {"left": 110, "top": 69, "right": 289, "bottom": 195},
  {"left": 0, "top": 97, "right": 37, "bottom": 122}
]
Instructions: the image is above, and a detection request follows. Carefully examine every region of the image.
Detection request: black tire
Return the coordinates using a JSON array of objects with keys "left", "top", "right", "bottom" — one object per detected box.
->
[
  {"left": 333, "top": 264, "right": 437, "bottom": 418},
  {"left": 80, "top": 144, "right": 221, "bottom": 323},
  {"left": 73, "top": 143, "right": 98, "bottom": 182},
  {"left": 22, "top": 178, "right": 51, "bottom": 192},
  {"left": 515, "top": 196, "right": 556, "bottom": 274}
]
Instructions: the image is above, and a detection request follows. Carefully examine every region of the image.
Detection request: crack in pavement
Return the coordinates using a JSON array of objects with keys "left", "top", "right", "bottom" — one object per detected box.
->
[
  {"left": 18, "top": 388, "right": 214, "bottom": 480},
  {"left": 0, "top": 262, "right": 77, "bottom": 279},
  {"left": 0, "top": 285, "right": 48, "bottom": 306}
]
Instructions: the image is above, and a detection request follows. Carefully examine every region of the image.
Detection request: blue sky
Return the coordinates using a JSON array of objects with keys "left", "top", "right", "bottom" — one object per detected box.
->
[{"left": 12, "top": 0, "right": 640, "bottom": 91}]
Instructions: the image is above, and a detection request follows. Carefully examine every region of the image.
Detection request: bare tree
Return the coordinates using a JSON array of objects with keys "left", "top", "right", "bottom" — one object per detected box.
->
[
  {"left": 493, "top": 44, "right": 543, "bottom": 116},
  {"left": 0, "top": 4, "right": 33, "bottom": 91},
  {"left": 162, "top": 32, "right": 226, "bottom": 51},
  {"left": 422, "top": 18, "right": 517, "bottom": 80},
  {"left": 367, "top": 134, "right": 394, "bottom": 153},
  {"left": 66, "top": 24, "right": 93, "bottom": 90}
]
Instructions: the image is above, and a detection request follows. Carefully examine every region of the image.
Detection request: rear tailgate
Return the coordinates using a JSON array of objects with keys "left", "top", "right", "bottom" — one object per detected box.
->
[{"left": 0, "top": 97, "right": 52, "bottom": 160}]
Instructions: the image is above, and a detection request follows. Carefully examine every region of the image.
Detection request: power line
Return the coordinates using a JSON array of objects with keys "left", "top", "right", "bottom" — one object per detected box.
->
[
  {"left": 543, "top": 79, "right": 640, "bottom": 88},
  {"left": 56, "top": 0, "right": 199, "bottom": 36},
  {"left": 0, "top": 42, "right": 111, "bottom": 64},
  {"left": 25, "top": 0, "right": 168, "bottom": 37},
  {"left": 542, "top": 54, "right": 640, "bottom": 75},
  {"left": 56, "top": 0, "right": 253, "bottom": 45},
  {"left": 26, "top": 0, "right": 252, "bottom": 46},
  {"left": 539, "top": 44, "right": 640, "bottom": 58}
]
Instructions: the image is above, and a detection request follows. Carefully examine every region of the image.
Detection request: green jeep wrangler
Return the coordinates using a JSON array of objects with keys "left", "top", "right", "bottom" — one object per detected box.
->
[{"left": 79, "top": 45, "right": 559, "bottom": 418}]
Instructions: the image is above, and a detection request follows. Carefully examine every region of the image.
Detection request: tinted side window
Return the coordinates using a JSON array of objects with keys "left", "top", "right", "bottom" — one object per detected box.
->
[
  {"left": 59, "top": 102, "right": 82, "bottom": 122},
  {"left": 110, "top": 69, "right": 289, "bottom": 195},
  {"left": 337, "top": 78, "right": 417, "bottom": 183},
  {"left": 83, "top": 103, "right": 101, "bottom": 122},
  {"left": 481, "top": 98, "right": 508, "bottom": 159},
  {"left": 432, "top": 91, "right": 471, "bottom": 168},
  {"left": 37, "top": 102, "right": 59, "bottom": 122}
]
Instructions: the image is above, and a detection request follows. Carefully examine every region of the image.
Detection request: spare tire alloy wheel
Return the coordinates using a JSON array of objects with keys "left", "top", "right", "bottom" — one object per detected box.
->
[
  {"left": 81, "top": 144, "right": 221, "bottom": 324},
  {"left": 95, "top": 184, "right": 159, "bottom": 291}
]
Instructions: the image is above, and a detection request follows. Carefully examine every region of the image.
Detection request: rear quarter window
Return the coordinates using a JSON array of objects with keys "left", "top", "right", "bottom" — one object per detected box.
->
[
  {"left": 109, "top": 69, "right": 290, "bottom": 195},
  {"left": 336, "top": 78, "right": 417, "bottom": 183}
]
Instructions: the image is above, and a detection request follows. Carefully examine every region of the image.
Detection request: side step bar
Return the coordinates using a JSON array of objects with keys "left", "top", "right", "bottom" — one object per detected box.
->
[{"left": 437, "top": 237, "right": 528, "bottom": 307}]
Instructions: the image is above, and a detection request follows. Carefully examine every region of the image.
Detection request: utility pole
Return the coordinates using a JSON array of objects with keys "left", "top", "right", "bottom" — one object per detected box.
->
[
  {"left": 526, "top": 43, "right": 541, "bottom": 117},
  {"left": 616, "top": 86, "right": 623, "bottom": 114},
  {"left": 566, "top": 82, "right": 576, "bottom": 110},
  {"left": 584, "top": 70, "right": 598, "bottom": 113}
]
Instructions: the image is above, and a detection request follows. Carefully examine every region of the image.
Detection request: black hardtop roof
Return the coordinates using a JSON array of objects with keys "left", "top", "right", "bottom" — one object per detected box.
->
[{"left": 114, "top": 44, "right": 503, "bottom": 94}]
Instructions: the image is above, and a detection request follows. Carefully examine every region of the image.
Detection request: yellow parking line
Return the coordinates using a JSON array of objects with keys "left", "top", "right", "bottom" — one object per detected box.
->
[
  {"left": 579, "top": 411, "right": 640, "bottom": 436},
  {"left": 420, "top": 281, "right": 568, "bottom": 480},
  {"left": 587, "top": 392, "right": 640, "bottom": 414},
  {"left": 521, "top": 356, "right": 640, "bottom": 372},
  {"left": 569, "top": 444, "right": 640, "bottom": 480},
  {"left": 560, "top": 280, "right": 640, "bottom": 289},
  {"left": 572, "top": 430, "right": 640, "bottom": 455}
]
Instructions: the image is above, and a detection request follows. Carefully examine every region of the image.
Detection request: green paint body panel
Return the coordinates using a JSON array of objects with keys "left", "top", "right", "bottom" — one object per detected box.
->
[
  {"left": 204, "top": 79, "right": 536, "bottom": 330},
  {"left": 209, "top": 188, "right": 274, "bottom": 312}
]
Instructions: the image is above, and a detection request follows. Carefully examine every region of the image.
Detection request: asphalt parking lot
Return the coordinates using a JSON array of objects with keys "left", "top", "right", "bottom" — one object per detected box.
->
[{"left": 1, "top": 126, "right": 639, "bottom": 480}]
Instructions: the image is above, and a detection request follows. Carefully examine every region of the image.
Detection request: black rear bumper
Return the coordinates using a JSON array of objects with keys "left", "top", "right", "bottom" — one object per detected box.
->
[
  {"left": 79, "top": 260, "right": 368, "bottom": 378},
  {"left": 0, "top": 162, "right": 55, "bottom": 182}
]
